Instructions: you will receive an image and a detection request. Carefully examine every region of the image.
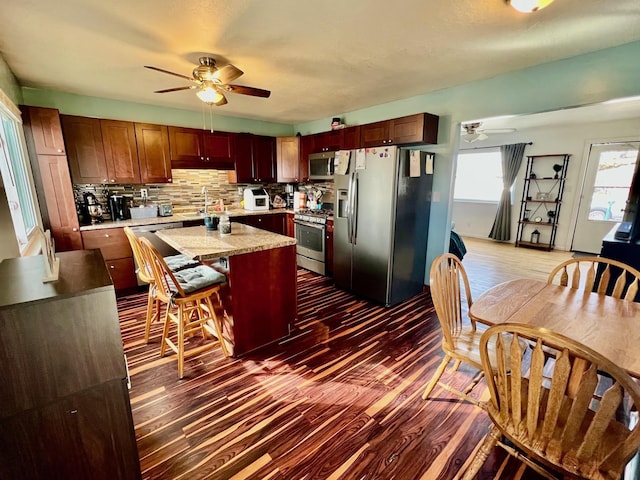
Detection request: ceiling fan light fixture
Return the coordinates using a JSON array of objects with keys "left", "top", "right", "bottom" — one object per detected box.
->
[
  {"left": 196, "top": 86, "right": 224, "bottom": 105},
  {"left": 507, "top": 0, "right": 555, "bottom": 13}
]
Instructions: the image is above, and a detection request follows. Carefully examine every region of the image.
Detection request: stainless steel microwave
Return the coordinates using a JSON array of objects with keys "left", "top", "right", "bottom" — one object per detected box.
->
[{"left": 308, "top": 151, "right": 335, "bottom": 180}]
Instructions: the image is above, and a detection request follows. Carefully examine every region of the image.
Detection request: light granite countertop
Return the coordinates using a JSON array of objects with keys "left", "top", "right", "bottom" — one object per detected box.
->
[
  {"left": 79, "top": 208, "right": 295, "bottom": 231},
  {"left": 155, "top": 223, "right": 297, "bottom": 260}
]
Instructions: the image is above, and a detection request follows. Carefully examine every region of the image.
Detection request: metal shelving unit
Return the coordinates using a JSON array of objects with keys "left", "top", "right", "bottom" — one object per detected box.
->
[{"left": 515, "top": 154, "right": 571, "bottom": 251}]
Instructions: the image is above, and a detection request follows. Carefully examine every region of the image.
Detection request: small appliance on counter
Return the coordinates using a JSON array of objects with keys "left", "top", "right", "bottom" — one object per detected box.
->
[
  {"left": 285, "top": 183, "right": 296, "bottom": 208},
  {"left": 108, "top": 194, "right": 131, "bottom": 221},
  {"left": 158, "top": 204, "right": 173, "bottom": 217},
  {"left": 83, "top": 192, "right": 103, "bottom": 224},
  {"left": 243, "top": 188, "right": 270, "bottom": 211}
]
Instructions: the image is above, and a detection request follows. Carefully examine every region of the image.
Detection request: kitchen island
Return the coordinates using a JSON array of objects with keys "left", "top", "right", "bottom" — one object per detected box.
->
[{"left": 156, "top": 223, "right": 297, "bottom": 356}]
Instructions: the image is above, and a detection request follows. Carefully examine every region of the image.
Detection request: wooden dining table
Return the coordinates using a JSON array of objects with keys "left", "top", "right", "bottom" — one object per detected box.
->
[{"left": 469, "top": 278, "right": 640, "bottom": 377}]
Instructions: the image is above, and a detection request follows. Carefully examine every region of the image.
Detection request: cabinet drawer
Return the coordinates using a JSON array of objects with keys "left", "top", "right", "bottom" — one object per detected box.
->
[
  {"left": 105, "top": 258, "right": 137, "bottom": 290},
  {"left": 82, "top": 228, "right": 132, "bottom": 260}
]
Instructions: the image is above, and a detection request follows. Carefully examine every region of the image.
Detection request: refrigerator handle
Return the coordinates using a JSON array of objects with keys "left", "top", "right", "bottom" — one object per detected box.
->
[
  {"left": 352, "top": 172, "right": 358, "bottom": 244},
  {"left": 347, "top": 171, "right": 356, "bottom": 244}
]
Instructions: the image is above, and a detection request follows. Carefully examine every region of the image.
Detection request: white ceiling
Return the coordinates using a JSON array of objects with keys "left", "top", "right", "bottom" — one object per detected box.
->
[{"left": 1, "top": 0, "right": 640, "bottom": 125}]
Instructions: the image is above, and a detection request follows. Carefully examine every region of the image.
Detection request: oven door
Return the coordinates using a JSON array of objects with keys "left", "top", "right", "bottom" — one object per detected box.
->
[{"left": 295, "top": 220, "right": 326, "bottom": 274}]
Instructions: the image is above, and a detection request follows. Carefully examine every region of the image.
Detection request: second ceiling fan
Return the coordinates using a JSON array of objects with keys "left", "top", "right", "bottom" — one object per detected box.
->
[
  {"left": 144, "top": 56, "right": 270, "bottom": 106},
  {"left": 461, "top": 122, "right": 516, "bottom": 143}
]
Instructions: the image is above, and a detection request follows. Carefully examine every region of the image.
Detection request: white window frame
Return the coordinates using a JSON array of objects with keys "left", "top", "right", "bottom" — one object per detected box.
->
[
  {"left": 454, "top": 148, "right": 506, "bottom": 203},
  {"left": 0, "top": 92, "right": 42, "bottom": 255}
]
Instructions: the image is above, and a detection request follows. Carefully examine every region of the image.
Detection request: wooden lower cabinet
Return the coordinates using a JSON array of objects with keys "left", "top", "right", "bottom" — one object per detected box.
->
[
  {"left": 234, "top": 213, "right": 286, "bottom": 235},
  {"left": 0, "top": 250, "right": 140, "bottom": 479},
  {"left": 286, "top": 213, "right": 295, "bottom": 238},
  {"left": 82, "top": 228, "right": 137, "bottom": 291}
]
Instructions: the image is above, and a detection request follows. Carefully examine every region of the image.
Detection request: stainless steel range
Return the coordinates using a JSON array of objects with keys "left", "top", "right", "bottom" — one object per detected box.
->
[{"left": 294, "top": 209, "right": 332, "bottom": 275}]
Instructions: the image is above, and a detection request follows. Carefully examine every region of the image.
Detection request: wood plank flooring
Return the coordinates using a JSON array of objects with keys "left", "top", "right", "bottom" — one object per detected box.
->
[{"left": 118, "top": 238, "right": 570, "bottom": 479}]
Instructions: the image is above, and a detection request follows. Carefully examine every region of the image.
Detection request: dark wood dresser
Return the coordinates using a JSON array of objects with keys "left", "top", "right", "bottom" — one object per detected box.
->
[{"left": 0, "top": 249, "right": 140, "bottom": 479}]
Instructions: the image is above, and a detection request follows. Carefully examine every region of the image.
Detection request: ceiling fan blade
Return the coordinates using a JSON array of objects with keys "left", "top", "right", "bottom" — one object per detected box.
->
[
  {"left": 154, "top": 86, "right": 195, "bottom": 93},
  {"left": 144, "top": 65, "right": 193, "bottom": 81},
  {"left": 213, "top": 64, "right": 243, "bottom": 84},
  {"left": 223, "top": 84, "right": 271, "bottom": 98}
]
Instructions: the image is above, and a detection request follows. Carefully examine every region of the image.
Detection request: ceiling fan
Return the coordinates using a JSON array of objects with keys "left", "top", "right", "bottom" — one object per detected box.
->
[
  {"left": 461, "top": 122, "right": 516, "bottom": 143},
  {"left": 144, "top": 56, "right": 271, "bottom": 106}
]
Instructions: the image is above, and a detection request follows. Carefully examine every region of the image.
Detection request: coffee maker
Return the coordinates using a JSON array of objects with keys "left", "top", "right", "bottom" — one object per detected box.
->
[
  {"left": 83, "top": 192, "right": 103, "bottom": 224},
  {"left": 108, "top": 194, "right": 131, "bottom": 221},
  {"left": 285, "top": 184, "right": 295, "bottom": 208}
]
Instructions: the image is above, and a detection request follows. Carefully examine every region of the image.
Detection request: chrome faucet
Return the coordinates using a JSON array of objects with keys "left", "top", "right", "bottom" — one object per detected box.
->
[{"left": 201, "top": 186, "right": 208, "bottom": 215}]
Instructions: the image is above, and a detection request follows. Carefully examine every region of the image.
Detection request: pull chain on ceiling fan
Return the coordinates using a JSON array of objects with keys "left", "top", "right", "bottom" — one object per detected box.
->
[{"left": 144, "top": 56, "right": 270, "bottom": 106}]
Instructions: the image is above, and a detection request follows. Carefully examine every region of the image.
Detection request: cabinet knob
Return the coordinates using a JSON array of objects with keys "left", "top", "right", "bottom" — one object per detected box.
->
[
  {"left": 258, "top": 218, "right": 262, "bottom": 222},
  {"left": 200, "top": 157, "right": 204, "bottom": 161},
  {"left": 168, "top": 178, "right": 172, "bottom": 182},
  {"left": 104, "top": 234, "right": 110, "bottom": 238},
  {"left": 57, "top": 148, "right": 63, "bottom": 153},
  {"left": 102, "top": 178, "right": 107, "bottom": 182},
  {"left": 110, "top": 179, "right": 115, "bottom": 183},
  {"left": 72, "top": 227, "right": 78, "bottom": 232},
  {"left": 110, "top": 265, "right": 115, "bottom": 269}
]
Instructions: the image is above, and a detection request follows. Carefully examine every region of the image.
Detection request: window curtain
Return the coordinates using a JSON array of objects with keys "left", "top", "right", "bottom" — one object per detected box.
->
[{"left": 488, "top": 143, "right": 528, "bottom": 241}]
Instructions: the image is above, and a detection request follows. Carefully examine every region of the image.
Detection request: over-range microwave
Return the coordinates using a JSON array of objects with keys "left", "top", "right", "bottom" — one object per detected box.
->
[{"left": 308, "top": 151, "right": 336, "bottom": 180}]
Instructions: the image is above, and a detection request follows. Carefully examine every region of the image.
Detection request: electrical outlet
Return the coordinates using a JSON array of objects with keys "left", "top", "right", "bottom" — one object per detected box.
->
[
  {"left": 237, "top": 186, "right": 244, "bottom": 195},
  {"left": 140, "top": 188, "right": 148, "bottom": 200}
]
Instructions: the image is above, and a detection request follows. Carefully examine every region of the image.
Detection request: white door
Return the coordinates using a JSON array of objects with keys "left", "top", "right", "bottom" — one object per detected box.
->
[{"left": 571, "top": 141, "right": 640, "bottom": 253}]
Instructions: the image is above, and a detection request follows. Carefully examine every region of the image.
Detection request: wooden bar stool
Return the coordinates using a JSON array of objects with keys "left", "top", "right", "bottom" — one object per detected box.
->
[
  {"left": 123, "top": 227, "right": 200, "bottom": 343},
  {"left": 138, "top": 237, "right": 230, "bottom": 378}
]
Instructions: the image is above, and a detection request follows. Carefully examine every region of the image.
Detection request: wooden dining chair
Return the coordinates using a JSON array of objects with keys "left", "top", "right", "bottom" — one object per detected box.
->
[
  {"left": 422, "top": 253, "right": 484, "bottom": 405},
  {"left": 461, "top": 323, "right": 640, "bottom": 480},
  {"left": 547, "top": 256, "right": 640, "bottom": 301},
  {"left": 138, "top": 237, "right": 230, "bottom": 378},
  {"left": 124, "top": 226, "right": 201, "bottom": 343}
]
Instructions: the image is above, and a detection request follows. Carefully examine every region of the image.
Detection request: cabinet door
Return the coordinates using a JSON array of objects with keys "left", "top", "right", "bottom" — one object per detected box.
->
[
  {"left": 0, "top": 379, "right": 140, "bottom": 480},
  {"left": 230, "top": 133, "right": 254, "bottom": 183},
  {"left": 360, "top": 120, "right": 390, "bottom": 147},
  {"left": 81, "top": 228, "right": 133, "bottom": 261},
  {"left": 203, "top": 131, "right": 234, "bottom": 169},
  {"left": 276, "top": 136, "right": 300, "bottom": 183},
  {"left": 390, "top": 113, "right": 438, "bottom": 145},
  {"left": 61, "top": 115, "right": 109, "bottom": 184},
  {"left": 253, "top": 135, "right": 276, "bottom": 183},
  {"left": 135, "top": 123, "right": 172, "bottom": 183},
  {"left": 105, "top": 258, "right": 137, "bottom": 290},
  {"left": 168, "top": 126, "right": 205, "bottom": 167},
  {"left": 101, "top": 120, "right": 140, "bottom": 184},
  {"left": 23, "top": 107, "right": 66, "bottom": 155},
  {"left": 342, "top": 126, "right": 361, "bottom": 150},
  {"left": 37, "top": 155, "right": 82, "bottom": 252},
  {"left": 299, "top": 135, "right": 312, "bottom": 182},
  {"left": 311, "top": 130, "right": 344, "bottom": 153},
  {"left": 286, "top": 213, "right": 295, "bottom": 238}
]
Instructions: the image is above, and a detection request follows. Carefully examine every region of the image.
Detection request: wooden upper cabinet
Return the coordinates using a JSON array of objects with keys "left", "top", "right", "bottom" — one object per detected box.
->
[
  {"left": 360, "top": 121, "right": 390, "bottom": 148},
  {"left": 101, "top": 120, "right": 140, "bottom": 184},
  {"left": 229, "top": 133, "right": 254, "bottom": 183},
  {"left": 390, "top": 113, "right": 439, "bottom": 145},
  {"left": 168, "top": 126, "right": 204, "bottom": 165},
  {"left": 252, "top": 135, "right": 276, "bottom": 183},
  {"left": 203, "top": 131, "right": 234, "bottom": 168},
  {"left": 310, "top": 130, "right": 344, "bottom": 153},
  {"left": 299, "top": 135, "right": 312, "bottom": 182},
  {"left": 276, "top": 136, "right": 300, "bottom": 183},
  {"left": 61, "top": 115, "right": 109, "bottom": 184},
  {"left": 135, "top": 123, "right": 172, "bottom": 183},
  {"left": 359, "top": 113, "right": 439, "bottom": 147},
  {"left": 342, "top": 126, "right": 361, "bottom": 150},
  {"left": 24, "top": 107, "right": 66, "bottom": 155},
  {"left": 168, "top": 126, "right": 234, "bottom": 169}
]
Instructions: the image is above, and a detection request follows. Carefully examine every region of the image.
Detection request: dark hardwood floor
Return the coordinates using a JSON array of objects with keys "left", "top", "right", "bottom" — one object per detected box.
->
[{"left": 118, "top": 254, "right": 548, "bottom": 479}]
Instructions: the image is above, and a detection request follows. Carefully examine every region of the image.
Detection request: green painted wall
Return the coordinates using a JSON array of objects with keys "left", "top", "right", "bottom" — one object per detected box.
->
[
  {"left": 21, "top": 88, "right": 293, "bottom": 137},
  {"left": 0, "top": 54, "right": 22, "bottom": 105}
]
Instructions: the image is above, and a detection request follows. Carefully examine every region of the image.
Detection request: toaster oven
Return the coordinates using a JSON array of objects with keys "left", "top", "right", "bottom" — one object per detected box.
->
[{"left": 158, "top": 204, "right": 173, "bottom": 216}]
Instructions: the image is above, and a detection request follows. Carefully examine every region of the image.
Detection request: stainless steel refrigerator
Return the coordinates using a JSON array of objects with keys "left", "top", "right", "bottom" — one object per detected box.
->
[{"left": 334, "top": 146, "right": 433, "bottom": 306}]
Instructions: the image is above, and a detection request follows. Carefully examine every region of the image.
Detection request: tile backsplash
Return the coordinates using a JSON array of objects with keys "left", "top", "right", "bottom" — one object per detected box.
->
[{"left": 73, "top": 169, "right": 334, "bottom": 219}]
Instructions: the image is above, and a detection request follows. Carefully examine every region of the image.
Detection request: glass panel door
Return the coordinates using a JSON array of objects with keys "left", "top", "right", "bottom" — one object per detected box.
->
[{"left": 571, "top": 141, "right": 640, "bottom": 253}]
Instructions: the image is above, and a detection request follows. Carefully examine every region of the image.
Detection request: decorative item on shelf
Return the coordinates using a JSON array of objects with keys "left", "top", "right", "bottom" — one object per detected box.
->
[
  {"left": 526, "top": 196, "right": 532, "bottom": 201},
  {"left": 530, "top": 172, "right": 537, "bottom": 179},
  {"left": 552, "top": 163, "right": 563, "bottom": 179},
  {"left": 547, "top": 210, "right": 556, "bottom": 223},
  {"left": 534, "top": 216, "right": 543, "bottom": 223},
  {"left": 523, "top": 209, "right": 531, "bottom": 221},
  {"left": 536, "top": 192, "right": 549, "bottom": 201},
  {"left": 531, "top": 229, "right": 541, "bottom": 244}
]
